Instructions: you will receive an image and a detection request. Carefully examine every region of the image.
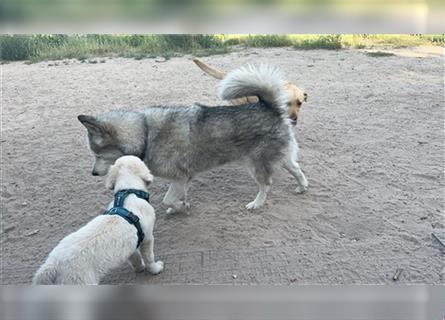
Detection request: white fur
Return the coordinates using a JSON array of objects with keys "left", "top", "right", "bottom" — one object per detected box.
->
[
  {"left": 219, "top": 64, "right": 288, "bottom": 110},
  {"left": 281, "top": 135, "right": 308, "bottom": 194},
  {"left": 33, "top": 156, "right": 163, "bottom": 285}
]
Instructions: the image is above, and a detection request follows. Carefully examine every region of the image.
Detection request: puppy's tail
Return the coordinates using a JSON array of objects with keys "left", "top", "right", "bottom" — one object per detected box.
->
[
  {"left": 33, "top": 263, "right": 58, "bottom": 285},
  {"left": 218, "top": 64, "right": 287, "bottom": 109}
]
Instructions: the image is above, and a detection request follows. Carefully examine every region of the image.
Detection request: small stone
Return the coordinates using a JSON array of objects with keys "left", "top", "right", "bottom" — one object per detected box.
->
[
  {"left": 2, "top": 191, "right": 12, "bottom": 198},
  {"left": 22, "top": 202, "right": 27, "bottom": 206},
  {"left": 26, "top": 229, "right": 39, "bottom": 237},
  {"left": 290, "top": 278, "right": 297, "bottom": 283},
  {"left": 232, "top": 274, "right": 237, "bottom": 279},
  {"left": 392, "top": 268, "right": 403, "bottom": 281},
  {"left": 4, "top": 225, "right": 15, "bottom": 233}
]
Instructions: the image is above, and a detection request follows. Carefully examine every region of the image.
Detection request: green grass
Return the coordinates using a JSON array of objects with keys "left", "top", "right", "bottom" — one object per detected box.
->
[
  {"left": 239, "top": 35, "right": 294, "bottom": 47},
  {"left": 341, "top": 34, "right": 445, "bottom": 49},
  {"left": 293, "top": 35, "right": 342, "bottom": 50},
  {"left": 0, "top": 34, "right": 226, "bottom": 62},
  {"left": 1, "top": 34, "right": 443, "bottom": 63}
]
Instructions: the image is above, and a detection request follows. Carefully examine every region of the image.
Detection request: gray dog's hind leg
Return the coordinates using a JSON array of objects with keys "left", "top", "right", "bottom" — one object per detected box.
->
[
  {"left": 282, "top": 145, "right": 308, "bottom": 193},
  {"left": 163, "top": 181, "right": 190, "bottom": 214},
  {"left": 246, "top": 163, "right": 273, "bottom": 210}
]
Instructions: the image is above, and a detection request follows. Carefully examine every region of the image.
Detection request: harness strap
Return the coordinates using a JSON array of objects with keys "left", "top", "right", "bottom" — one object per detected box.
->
[
  {"left": 105, "top": 189, "right": 150, "bottom": 248},
  {"left": 114, "top": 189, "right": 150, "bottom": 207},
  {"left": 105, "top": 207, "right": 145, "bottom": 248}
]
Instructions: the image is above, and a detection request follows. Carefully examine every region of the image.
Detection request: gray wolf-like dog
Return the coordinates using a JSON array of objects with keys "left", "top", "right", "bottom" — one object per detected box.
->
[
  {"left": 78, "top": 64, "right": 308, "bottom": 213},
  {"left": 33, "top": 156, "right": 163, "bottom": 285}
]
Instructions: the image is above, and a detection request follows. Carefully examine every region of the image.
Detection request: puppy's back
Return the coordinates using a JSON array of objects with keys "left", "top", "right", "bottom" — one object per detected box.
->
[
  {"left": 33, "top": 215, "right": 137, "bottom": 285},
  {"left": 33, "top": 262, "right": 58, "bottom": 284}
]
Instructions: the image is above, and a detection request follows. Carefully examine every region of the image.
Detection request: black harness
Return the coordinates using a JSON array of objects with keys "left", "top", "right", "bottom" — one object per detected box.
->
[{"left": 104, "top": 189, "right": 150, "bottom": 248}]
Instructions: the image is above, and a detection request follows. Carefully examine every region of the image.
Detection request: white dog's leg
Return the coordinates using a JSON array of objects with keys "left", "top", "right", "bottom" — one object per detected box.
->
[
  {"left": 163, "top": 181, "right": 190, "bottom": 214},
  {"left": 128, "top": 250, "right": 145, "bottom": 273},
  {"left": 283, "top": 149, "right": 308, "bottom": 194},
  {"left": 140, "top": 235, "right": 164, "bottom": 275}
]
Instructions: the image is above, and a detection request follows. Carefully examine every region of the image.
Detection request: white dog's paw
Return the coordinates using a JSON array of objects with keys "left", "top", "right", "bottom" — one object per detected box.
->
[
  {"left": 246, "top": 201, "right": 262, "bottom": 210},
  {"left": 149, "top": 261, "right": 164, "bottom": 275}
]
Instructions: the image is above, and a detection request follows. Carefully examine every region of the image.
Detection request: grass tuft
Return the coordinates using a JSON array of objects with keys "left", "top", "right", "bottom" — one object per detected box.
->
[{"left": 293, "top": 35, "right": 342, "bottom": 50}]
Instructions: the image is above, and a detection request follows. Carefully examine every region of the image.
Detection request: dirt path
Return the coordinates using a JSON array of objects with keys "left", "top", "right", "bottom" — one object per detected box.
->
[{"left": 1, "top": 47, "right": 444, "bottom": 284}]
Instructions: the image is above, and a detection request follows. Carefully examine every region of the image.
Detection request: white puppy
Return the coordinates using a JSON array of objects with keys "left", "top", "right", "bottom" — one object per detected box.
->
[{"left": 33, "top": 156, "right": 163, "bottom": 285}]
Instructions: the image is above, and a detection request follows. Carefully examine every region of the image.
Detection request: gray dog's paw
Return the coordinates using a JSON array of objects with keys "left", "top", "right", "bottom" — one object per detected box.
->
[
  {"left": 134, "top": 265, "right": 146, "bottom": 273},
  {"left": 166, "top": 202, "right": 190, "bottom": 215},
  {"left": 295, "top": 184, "right": 308, "bottom": 194},
  {"left": 246, "top": 201, "right": 263, "bottom": 210}
]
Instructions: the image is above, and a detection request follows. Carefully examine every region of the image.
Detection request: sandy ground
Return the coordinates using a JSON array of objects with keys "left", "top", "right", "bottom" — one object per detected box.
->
[{"left": 1, "top": 47, "right": 444, "bottom": 284}]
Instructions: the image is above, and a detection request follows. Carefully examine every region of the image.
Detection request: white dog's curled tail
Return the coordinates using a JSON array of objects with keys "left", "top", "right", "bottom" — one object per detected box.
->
[
  {"left": 219, "top": 64, "right": 288, "bottom": 109},
  {"left": 33, "top": 263, "right": 57, "bottom": 285}
]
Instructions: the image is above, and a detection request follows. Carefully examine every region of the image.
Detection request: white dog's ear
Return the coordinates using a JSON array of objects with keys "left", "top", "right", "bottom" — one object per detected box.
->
[
  {"left": 105, "top": 163, "right": 119, "bottom": 190},
  {"left": 138, "top": 164, "right": 154, "bottom": 186}
]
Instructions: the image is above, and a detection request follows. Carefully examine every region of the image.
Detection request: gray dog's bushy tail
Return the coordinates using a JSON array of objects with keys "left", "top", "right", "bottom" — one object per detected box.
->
[
  {"left": 219, "top": 64, "right": 287, "bottom": 109},
  {"left": 33, "top": 263, "right": 57, "bottom": 285}
]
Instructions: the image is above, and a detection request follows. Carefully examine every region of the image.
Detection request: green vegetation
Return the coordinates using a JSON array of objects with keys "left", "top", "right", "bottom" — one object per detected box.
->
[
  {"left": 292, "top": 35, "right": 342, "bottom": 50},
  {"left": 0, "top": 34, "right": 443, "bottom": 63},
  {"left": 341, "top": 34, "right": 445, "bottom": 49},
  {"left": 0, "top": 34, "right": 225, "bottom": 62}
]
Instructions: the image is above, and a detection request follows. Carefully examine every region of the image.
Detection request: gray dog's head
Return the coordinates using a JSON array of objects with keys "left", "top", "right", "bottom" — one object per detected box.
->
[{"left": 78, "top": 112, "right": 146, "bottom": 176}]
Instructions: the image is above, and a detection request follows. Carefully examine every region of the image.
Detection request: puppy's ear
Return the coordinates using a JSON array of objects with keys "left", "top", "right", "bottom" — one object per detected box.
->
[
  {"left": 105, "top": 163, "right": 119, "bottom": 190},
  {"left": 78, "top": 115, "right": 113, "bottom": 135},
  {"left": 138, "top": 163, "right": 154, "bottom": 186},
  {"left": 303, "top": 92, "right": 308, "bottom": 102}
]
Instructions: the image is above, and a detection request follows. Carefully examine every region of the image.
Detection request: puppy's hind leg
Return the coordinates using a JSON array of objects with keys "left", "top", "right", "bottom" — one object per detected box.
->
[
  {"left": 128, "top": 250, "right": 145, "bottom": 273},
  {"left": 163, "top": 180, "right": 190, "bottom": 214},
  {"left": 282, "top": 143, "right": 308, "bottom": 194},
  {"left": 245, "top": 163, "right": 273, "bottom": 210},
  {"left": 140, "top": 234, "right": 164, "bottom": 275}
]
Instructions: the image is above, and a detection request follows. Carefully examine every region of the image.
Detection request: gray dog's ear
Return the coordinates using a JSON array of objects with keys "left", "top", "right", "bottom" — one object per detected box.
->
[{"left": 78, "top": 115, "right": 111, "bottom": 135}]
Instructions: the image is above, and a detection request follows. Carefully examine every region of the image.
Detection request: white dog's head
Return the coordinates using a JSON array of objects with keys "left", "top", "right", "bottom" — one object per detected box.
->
[{"left": 105, "top": 155, "right": 153, "bottom": 190}]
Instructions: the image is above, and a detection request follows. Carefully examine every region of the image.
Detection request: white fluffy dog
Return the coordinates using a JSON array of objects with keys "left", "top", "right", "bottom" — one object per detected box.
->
[{"left": 33, "top": 155, "right": 164, "bottom": 285}]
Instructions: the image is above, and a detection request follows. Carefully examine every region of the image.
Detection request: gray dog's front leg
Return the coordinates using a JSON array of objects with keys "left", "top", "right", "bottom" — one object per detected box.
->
[{"left": 163, "top": 181, "right": 190, "bottom": 214}]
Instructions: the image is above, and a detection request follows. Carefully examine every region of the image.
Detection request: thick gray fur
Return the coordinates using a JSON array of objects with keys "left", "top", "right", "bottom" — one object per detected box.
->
[{"left": 78, "top": 64, "right": 308, "bottom": 212}]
